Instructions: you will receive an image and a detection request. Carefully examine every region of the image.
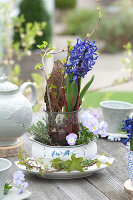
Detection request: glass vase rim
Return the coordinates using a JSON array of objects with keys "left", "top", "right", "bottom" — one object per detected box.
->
[{"left": 43, "top": 108, "right": 81, "bottom": 114}]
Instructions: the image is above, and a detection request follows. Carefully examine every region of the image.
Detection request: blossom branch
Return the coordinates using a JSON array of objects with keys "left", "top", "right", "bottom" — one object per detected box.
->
[
  {"left": 23, "top": 158, "right": 61, "bottom": 173},
  {"left": 41, "top": 54, "right": 52, "bottom": 112},
  {"left": 18, "top": 157, "right": 101, "bottom": 174},
  {"left": 86, "top": 0, "right": 101, "bottom": 39},
  {"left": 49, "top": 49, "right": 67, "bottom": 55},
  {"left": 42, "top": 48, "right": 67, "bottom": 58},
  {"left": 65, "top": 44, "right": 71, "bottom": 64}
]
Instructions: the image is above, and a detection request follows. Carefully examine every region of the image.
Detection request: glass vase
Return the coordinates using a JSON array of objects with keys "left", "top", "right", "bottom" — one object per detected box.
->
[{"left": 44, "top": 109, "right": 80, "bottom": 146}]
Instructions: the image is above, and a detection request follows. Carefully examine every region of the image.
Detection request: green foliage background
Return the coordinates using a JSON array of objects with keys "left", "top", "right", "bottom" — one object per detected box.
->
[
  {"left": 82, "top": 91, "right": 133, "bottom": 108},
  {"left": 63, "top": 9, "right": 98, "bottom": 38},
  {"left": 63, "top": 0, "right": 133, "bottom": 53},
  {"left": 55, "top": 0, "right": 76, "bottom": 9},
  {"left": 14, "top": 0, "right": 52, "bottom": 48}
]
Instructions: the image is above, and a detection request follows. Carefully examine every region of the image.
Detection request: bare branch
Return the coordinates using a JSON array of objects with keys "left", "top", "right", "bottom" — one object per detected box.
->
[
  {"left": 86, "top": 0, "right": 101, "bottom": 39},
  {"left": 42, "top": 54, "right": 52, "bottom": 112}
]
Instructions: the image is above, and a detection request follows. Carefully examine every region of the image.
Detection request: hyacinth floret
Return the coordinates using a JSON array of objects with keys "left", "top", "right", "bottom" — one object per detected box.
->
[
  {"left": 121, "top": 117, "right": 133, "bottom": 145},
  {"left": 122, "top": 118, "right": 133, "bottom": 134},
  {"left": 65, "top": 38, "right": 98, "bottom": 82}
]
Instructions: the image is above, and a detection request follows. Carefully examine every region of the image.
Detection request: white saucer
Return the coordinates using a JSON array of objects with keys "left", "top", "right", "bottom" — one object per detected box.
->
[
  {"left": 15, "top": 157, "right": 114, "bottom": 179},
  {"left": 3, "top": 188, "right": 31, "bottom": 200}
]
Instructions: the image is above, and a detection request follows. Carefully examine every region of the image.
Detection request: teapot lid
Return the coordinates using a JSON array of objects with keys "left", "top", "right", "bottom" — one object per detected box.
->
[{"left": 0, "top": 74, "right": 18, "bottom": 92}]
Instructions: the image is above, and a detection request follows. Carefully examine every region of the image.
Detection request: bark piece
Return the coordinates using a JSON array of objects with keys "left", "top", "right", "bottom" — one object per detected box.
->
[{"left": 44, "top": 60, "right": 65, "bottom": 112}]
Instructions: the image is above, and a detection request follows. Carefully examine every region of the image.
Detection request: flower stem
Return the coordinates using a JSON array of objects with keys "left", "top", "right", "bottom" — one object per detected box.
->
[
  {"left": 61, "top": 87, "right": 69, "bottom": 113},
  {"left": 75, "top": 77, "right": 81, "bottom": 110},
  {"left": 50, "top": 91, "right": 62, "bottom": 113},
  {"left": 71, "top": 95, "right": 74, "bottom": 112},
  {"left": 61, "top": 87, "right": 71, "bottom": 131}
]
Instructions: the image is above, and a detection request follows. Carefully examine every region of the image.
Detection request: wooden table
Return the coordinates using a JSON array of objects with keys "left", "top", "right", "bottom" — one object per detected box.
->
[{"left": 8, "top": 112, "right": 129, "bottom": 200}]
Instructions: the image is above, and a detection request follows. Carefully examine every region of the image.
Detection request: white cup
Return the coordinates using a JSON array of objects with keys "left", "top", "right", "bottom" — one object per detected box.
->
[
  {"left": 0, "top": 158, "right": 12, "bottom": 199},
  {"left": 100, "top": 100, "right": 133, "bottom": 133}
]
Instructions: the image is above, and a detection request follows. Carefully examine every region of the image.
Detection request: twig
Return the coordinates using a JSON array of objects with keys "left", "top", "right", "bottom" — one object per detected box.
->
[
  {"left": 41, "top": 54, "right": 52, "bottom": 112},
  {"left": 50, "top": 91, "right": 62, "bottom": 113},
  {"left": 86, "top": 0, "right": 101, "bottom": 39},
  {"left": 25, "top": 161, "right": 61, "bottom": 173},
  {"left": 82, "top": 161, "right": 97, "bottom": 168},
  {"left": 65, "top": 44, "right": 70, "bottom": 65},
  {"left": 43, "top": 49, "right": 67, "bottom": 58},
  {"left": 22, "top": 158, "right": 97, "bottom": 174},
  {"left": 50, "top": 49, "right": 67, "bottom": 55}
]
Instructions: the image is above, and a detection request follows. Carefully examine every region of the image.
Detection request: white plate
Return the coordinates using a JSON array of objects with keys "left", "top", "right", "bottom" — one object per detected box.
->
[
  {"left": 15, "top": 157, "right": 114, "bottom": 179},
  {"left": 3, "top": 188, "right": 31, "bottom": 200}
]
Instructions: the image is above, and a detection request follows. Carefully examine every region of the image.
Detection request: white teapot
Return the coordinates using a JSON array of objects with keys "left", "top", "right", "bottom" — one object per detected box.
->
[{"left": 0, "top": 74, "right": 37, "bottom": 146}]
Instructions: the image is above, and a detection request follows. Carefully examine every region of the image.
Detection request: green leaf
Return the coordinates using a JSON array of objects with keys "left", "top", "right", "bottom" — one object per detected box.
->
[
  {"left": 86, "top": 33, "right": 90, "bottom": 38},
  {"left": 65, "top": 154, "right": 84, "bottom": 173},
  {"left": 34, "top": 63, "right": 42, "bottom": 69},
  {"left": 47, "top": 74, "right": 51, "bottom": 78},
  {"left": 100, "top": 153, "right": 106, "bottom": 156},
  {"left": 44, "top": 164, "right": 48, "bottom": 170},
  {"left": 42, "top": 41, "right": 48, "bottom": 48},
  {"left": 61, "top": 59, "right": 66, "bottom": 63},
  {"left": 46, "top": 53, "right": 51, "bottom": 58},
  {"left": 37, "top": 44, "right": 43, "bottom": 50},
  {"left": 123, "top": 42, "right": 131, "bottom": 50},
  {"left": 95, "top": 161, "right": 102, "bottom": 168},
  {"left": 79, "top": 75, "right": 94, "bottom": 103},
  {"left": 50, "top": 158, "right": 64, "bottom": 170},
  {"left": 39, "top": 169, "right": 44, "bottom": 176},
  {"left": 70, "top": 45, "right": 73, "bottom": 51},
  {"left": 4, "top": 183, "right": 12, "bottom": 195},
  {"left": 105, "top": 162, "right": 112, "bottom": 167},
  {"left": 67, "top": 40, "right": 73, "bottom": 45},
  {"left": 21, "top": 149, "right": 26, "bottom": 154},
  {"left": 49, "top": 44, "right": 55, "bottom": 50},
  {"left": 66, "top": 80, "right": 78, "bottom": 111}
]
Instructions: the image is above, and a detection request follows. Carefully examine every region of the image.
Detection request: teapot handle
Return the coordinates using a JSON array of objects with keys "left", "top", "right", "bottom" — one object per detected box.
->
[{"left": 19, "top": 82, "right": 37, "bottom": 108}]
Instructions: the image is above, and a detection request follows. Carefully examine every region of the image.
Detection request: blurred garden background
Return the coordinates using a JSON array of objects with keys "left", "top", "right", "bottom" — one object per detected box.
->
[{"left": 1, "top": 0, "right": 133, "bottom": 111}]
